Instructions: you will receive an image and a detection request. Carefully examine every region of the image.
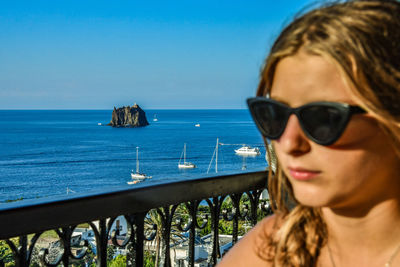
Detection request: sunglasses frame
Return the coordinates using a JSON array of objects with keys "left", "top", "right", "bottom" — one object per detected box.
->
[{"left": 247, "top": 97, "right": 366, "bottom": 145}]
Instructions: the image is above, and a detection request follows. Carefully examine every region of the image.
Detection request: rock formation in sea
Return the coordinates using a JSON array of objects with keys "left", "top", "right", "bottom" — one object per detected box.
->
[{"left": 108, "top": 103, "right": 149, "bottom": 127}]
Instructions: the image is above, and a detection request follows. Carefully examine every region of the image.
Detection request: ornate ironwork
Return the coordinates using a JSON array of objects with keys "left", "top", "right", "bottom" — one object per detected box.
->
[{"left": 0, "top": 170, "right": 271, "bottom": 266}]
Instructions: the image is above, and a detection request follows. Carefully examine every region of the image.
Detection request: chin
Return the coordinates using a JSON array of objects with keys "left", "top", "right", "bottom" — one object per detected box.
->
[
  {"left": 295, "top": 197, "right": 326, "bottom": 207},
  {"left": 292, "top": 186, "right": 331, "bottom": 207}
]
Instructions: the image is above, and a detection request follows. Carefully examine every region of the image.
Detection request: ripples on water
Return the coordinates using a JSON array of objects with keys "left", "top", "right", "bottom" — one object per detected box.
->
[{"left": 0, "top": 110, "right": 267, "bottom": 202}]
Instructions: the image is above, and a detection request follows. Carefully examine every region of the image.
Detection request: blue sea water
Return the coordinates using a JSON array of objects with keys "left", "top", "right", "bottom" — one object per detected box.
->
[{"left": 0, "top": 110, "right": 267, "bottom": 202}]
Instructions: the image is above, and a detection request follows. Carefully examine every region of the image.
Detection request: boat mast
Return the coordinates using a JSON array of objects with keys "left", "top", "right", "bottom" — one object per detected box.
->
[
  {"left": 184, "top": 143, "right": 187, "bottom": 164},
  {"left": 216, "top": 138, "right": 218, "bottom": 173},
  {"left": 207, "top": 138, "right": 219, "bottom": 174},
  {"left": 136, "top": 147, "right": 139, "bottom": 173}
]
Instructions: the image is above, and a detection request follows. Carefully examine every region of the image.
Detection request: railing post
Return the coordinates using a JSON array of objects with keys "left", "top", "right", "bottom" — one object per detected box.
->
[
  {"left": 231, "top": 194, "right": 240, "bottom": 245},
  {"left": 249, "top": 190, "right": 261, "bottom": 226},
  {"left": 61, "top": 227, "right": 71, "bottom": 266},
  {"left": 129, "top": 212, "right": 145, "bottom": 267},
  {"left": 159, "top": 207, "right": 172, "bottom": 267},
  {"left": 209, "top": 197, "right": 221, "bottom": 266},
  {"left": 15, "top": 236, "right": 28, "bottom": 267},
  {"left": 186, "top": 201, "right": 196, "bottom": 267},
  {"left": 97, "top": 219, "right": 108, "bottom": 267}
]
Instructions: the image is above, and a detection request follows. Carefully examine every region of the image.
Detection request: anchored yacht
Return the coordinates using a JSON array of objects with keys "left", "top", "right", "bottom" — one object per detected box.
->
[{"left": 234, "top": 145, "right": 260, "bottom": 156}]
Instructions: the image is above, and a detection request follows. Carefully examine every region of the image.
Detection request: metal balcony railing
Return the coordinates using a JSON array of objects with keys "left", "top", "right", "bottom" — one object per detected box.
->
[{"left": 0, "top": 170, "right": 271, "bottom": 267}]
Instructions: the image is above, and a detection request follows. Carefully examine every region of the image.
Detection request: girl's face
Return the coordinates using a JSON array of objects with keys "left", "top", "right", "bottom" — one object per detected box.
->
[{"left": 270, "top": 50, "right": 400, "bottom": 211}]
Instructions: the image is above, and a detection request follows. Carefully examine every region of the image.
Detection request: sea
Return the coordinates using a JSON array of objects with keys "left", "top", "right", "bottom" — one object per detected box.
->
[{"left": 0, "top": 110, "right": 268, "bottom": 203}]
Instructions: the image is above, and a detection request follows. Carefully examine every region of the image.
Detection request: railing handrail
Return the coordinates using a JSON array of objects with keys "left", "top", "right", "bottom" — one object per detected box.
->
[{"left": 0, "top": 170, "right": 268, "bottom": 239}]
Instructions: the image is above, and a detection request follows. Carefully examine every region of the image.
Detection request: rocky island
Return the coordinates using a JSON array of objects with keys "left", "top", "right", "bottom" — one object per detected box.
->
[{"left": 108, "top": 104, "right": 149, "bottom": 127}]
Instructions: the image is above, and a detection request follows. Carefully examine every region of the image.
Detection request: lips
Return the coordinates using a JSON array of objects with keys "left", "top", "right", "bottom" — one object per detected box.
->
[{"left": 288, "top": 167, "right": 321, "bottom": 181}]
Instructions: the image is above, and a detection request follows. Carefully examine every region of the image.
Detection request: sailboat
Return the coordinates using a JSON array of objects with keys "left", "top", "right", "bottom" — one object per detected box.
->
[
  {"left": 153, "top": 114, "right": 158, "bottom": 122},
  {"left": 178, "top": 143, "right": 196, "bottom": 169},
  {"left": 128, "top": 147, "right": 151, "bottom": 184}
]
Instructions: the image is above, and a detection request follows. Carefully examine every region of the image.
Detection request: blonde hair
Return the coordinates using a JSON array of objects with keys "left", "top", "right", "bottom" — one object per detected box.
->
[{"left": 257, "top": 0, "right": 400, "bottom": 266}]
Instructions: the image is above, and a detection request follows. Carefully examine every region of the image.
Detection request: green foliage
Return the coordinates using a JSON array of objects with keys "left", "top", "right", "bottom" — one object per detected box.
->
[
  {"left": 39, "top": 230, "right": 59, "bottom": 239},
  {"left": 198, "top": 221, "right": 211, "bottom": 237},
  {"left": 144, "top": 251, "right": 156, "bottom": 267},
  {"left": 84, "top": 245, "right": 96, "bottom": 266},
  {"left": 197, "top": 195, "right": 270, "bottom": 238},
  {"left": 107, "top": 245, "right": 116, "bottom": 262},
  {"left": 107, "top": 248, "right": 155, "bottom": 267},
  {"left": 77, "top": 223, "right": 90, "bottom": 228},
  {"left": 0, "top": 241, "right": 14, "bottom": 265},
  {"left": 198, "top": 205, "right": 209, "bottom": 213},
  {"left": 220, "top": 197, "right": 232, "bottom": 210},
  {"left": 109, "top": 255, "right": 126, "bottom": 267}
]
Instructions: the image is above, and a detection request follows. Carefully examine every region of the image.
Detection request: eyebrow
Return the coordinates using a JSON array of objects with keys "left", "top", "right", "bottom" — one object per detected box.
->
[
  {"left": 267, "top": 94, "right": 291, "bottom": 106},
  {"left": 267, "top": 95, "right": 360, "bottom": 108}
]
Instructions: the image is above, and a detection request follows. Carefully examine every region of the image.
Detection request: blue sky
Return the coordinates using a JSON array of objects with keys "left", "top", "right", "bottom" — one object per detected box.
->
[{"left": 0, "top": 0, "right": 317, "bottom": 109}]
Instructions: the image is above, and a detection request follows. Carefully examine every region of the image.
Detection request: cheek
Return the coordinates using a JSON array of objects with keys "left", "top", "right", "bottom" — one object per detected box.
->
[
  {"left": 320, "top": 150, "right": 372, "bottom": 180},
  {"left": 332, "top": 116, "right": 381, "bottom": 147},
  {"left": 273, "top": 117, "right": 398, "bottom": 179},
  {"left": 330, "top": 120, "right": 397, "bottom": 176},
  {"left": 316, "top": 134, "right": 399, "bottom": 195}
]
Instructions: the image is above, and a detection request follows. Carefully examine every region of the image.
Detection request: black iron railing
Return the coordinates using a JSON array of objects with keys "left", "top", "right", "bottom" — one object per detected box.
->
[{"left": 0, "top": 170, "right": 271, "bottom": 267}]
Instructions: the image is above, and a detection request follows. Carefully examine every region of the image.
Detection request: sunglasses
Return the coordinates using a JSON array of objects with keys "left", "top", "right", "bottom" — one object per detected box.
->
[{"left": 247, "top": 97, "right": 366, "bottom": 145}]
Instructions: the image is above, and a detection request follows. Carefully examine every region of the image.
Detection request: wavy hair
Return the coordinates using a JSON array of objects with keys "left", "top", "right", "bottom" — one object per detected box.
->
[{"left": 257, "top": 1, "right": 400, "bottom": 266}]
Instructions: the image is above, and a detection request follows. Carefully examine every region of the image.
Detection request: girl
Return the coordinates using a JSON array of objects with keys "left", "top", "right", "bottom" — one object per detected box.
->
[{"left": 218, "top": 1, "right": 400, "bottom": 266}]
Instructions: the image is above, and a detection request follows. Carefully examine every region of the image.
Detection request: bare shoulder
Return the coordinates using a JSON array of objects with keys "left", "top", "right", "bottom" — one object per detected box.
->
[{"left": 217, "top": 214, "right": 280, "bottom": 267}]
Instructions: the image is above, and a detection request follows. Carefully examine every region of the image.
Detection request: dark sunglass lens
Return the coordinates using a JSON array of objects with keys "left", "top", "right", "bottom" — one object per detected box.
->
[
  {"left": 253, "top": 101, "right": 288, "bottom": 139},
  {"left": 300, "top": 105, "right": 347, "bottom": 144}
]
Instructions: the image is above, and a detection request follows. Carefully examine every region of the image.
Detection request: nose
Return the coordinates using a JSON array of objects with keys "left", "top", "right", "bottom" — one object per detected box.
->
[{"left": 276, "top": 114, "right": 311, "bottom": 155}]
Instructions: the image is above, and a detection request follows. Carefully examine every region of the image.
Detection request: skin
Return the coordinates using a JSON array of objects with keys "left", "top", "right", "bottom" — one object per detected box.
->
[{"left": 218, "top": 51, "right": 400, "bottom": 266}]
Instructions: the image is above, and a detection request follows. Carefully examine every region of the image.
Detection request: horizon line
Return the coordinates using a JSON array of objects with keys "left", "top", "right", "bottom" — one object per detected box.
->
[{"left": 0, "top": 108, "right": 248, "bottom": 111}]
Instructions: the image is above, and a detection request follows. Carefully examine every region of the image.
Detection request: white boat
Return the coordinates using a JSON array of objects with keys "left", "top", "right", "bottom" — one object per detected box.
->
[
  {"left": 234, "top": 145, "right": 260, "bottom": 156},
  {"left": 128, "top": 147, "right": 151, "bottom": 184},
  {"left": 178, "top": 143, "right": 196, "bottom": 169},
  {"left": 153, "top": 115, "right": 158, "bottom": 122},
  {"left": 195, "top": 123, "right": 200, "bottom": 127}
]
